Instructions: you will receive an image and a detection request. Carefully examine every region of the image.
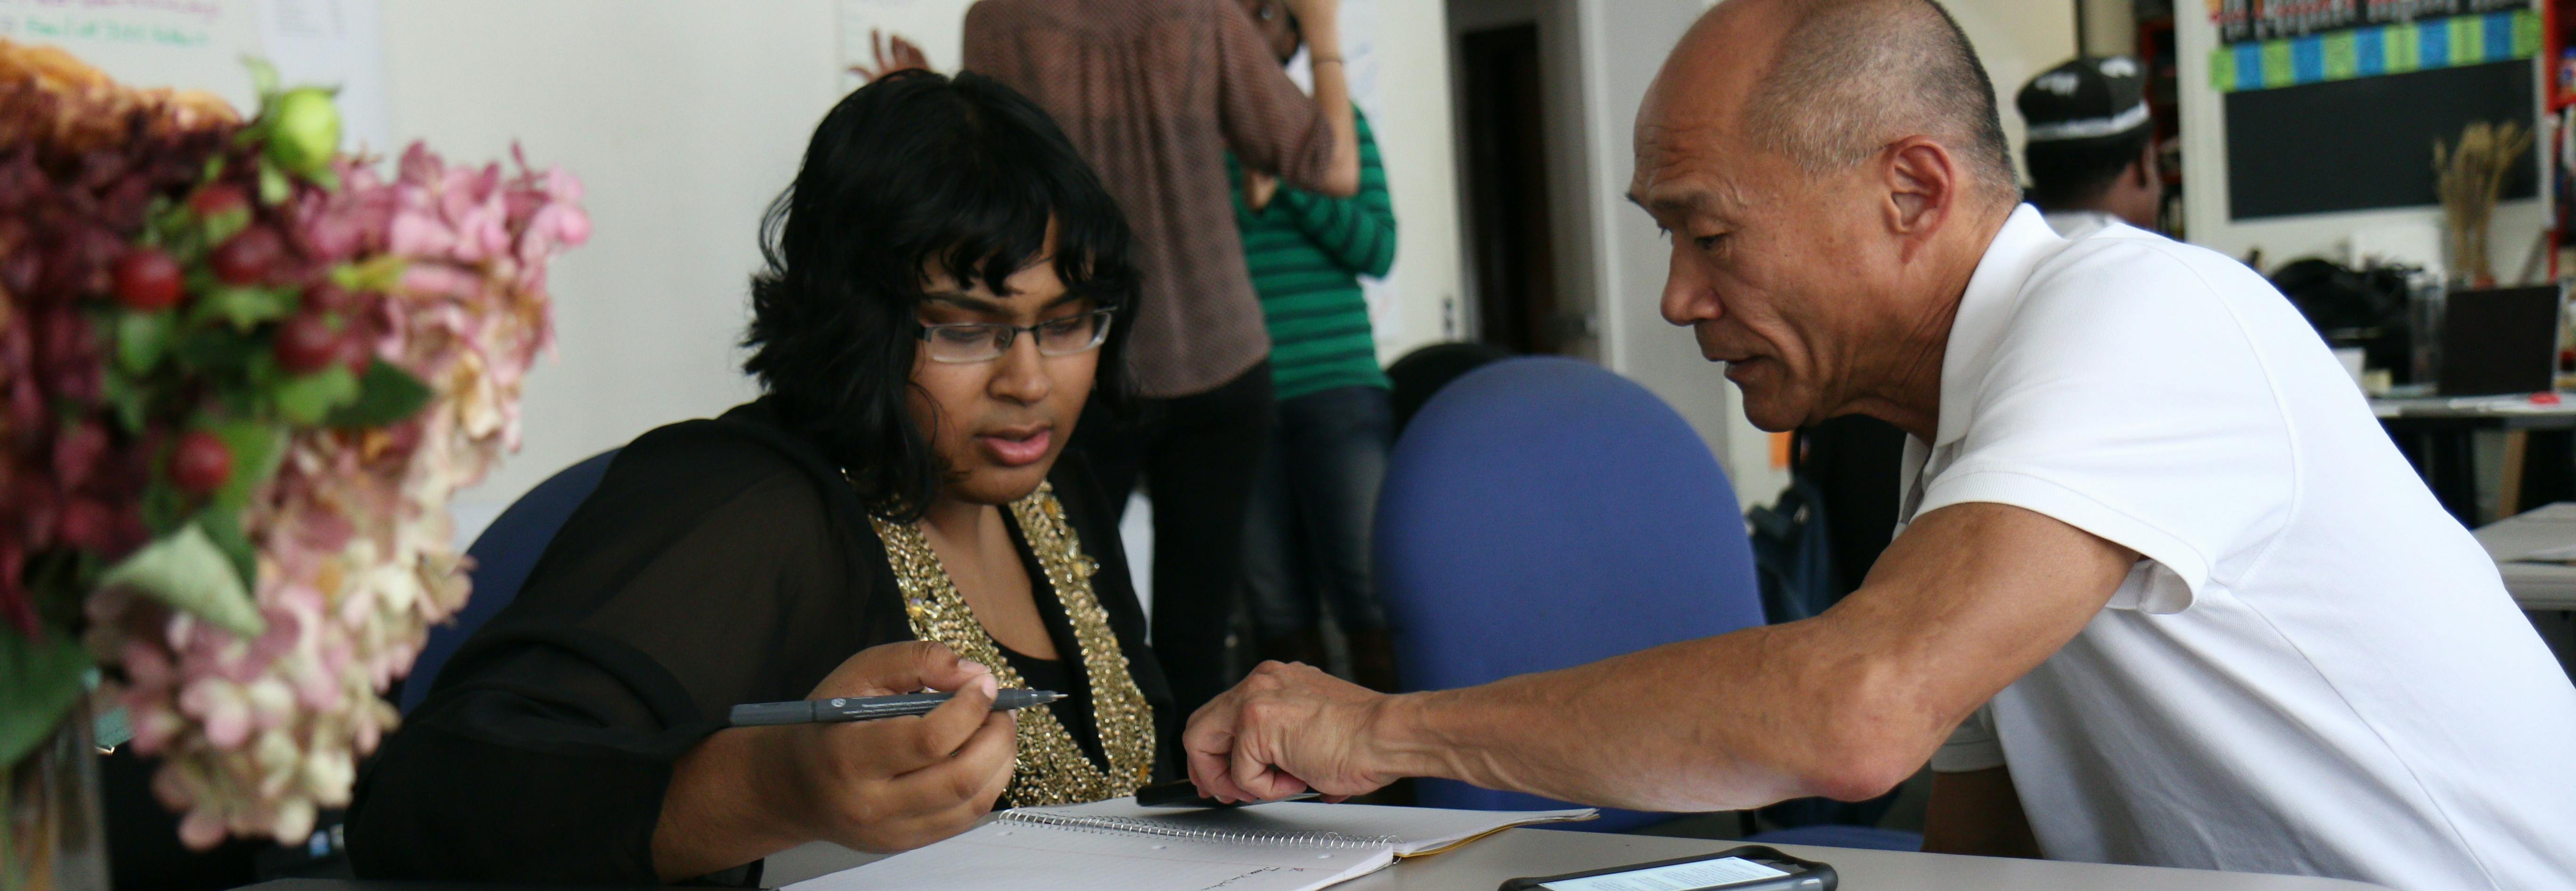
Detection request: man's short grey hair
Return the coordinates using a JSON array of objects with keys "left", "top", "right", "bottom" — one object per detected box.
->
[{"left": 1741, "top": 0, "right": 2020, "bottom": 204}]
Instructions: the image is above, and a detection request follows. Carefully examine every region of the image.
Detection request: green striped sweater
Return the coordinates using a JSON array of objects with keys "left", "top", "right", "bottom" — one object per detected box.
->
[{"left": 1226, "top": 106, "right": 1396, "bottom": 402}]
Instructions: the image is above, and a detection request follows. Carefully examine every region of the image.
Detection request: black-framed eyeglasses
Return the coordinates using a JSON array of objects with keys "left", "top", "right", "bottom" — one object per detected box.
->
[{"left": 916, "top": 308, "right": 1117, "bottom": 364}]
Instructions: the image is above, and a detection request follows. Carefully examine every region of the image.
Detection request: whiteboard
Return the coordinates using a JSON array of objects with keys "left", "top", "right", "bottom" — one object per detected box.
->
[{"left": 0, "top": 0, "right": 389, "bottom": 154}]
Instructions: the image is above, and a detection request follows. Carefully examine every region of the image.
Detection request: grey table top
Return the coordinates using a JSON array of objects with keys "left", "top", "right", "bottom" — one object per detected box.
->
[
  {"left": 2475, "top": 502, "right": 2576, "bottom": 611},
  {"left": 761, "top": 824, "right": 2389, "bottom": 891},
  {"left": 2370, "top": 393, "right": 2576, "bottom": 424}
]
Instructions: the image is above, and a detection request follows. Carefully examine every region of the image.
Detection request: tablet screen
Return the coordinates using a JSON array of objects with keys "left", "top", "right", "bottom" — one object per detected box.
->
[{"left": 1539, "top": 855, "right": 1791, "bottom": 891}]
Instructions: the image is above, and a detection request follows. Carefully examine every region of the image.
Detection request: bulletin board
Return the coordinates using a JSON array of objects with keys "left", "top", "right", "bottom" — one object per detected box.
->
[
  {"left": 2224, "top": 59, "right": 2537, "bottom": 219},
  {"left": 2208, "top": 4, "right": 2540, "bottom": 220}
]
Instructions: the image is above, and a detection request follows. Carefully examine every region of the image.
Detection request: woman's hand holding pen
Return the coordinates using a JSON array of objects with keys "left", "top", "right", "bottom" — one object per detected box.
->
[
  {"left": 655, "top": 640, "right": 1016, "bottom": 878},
  {"left": 765, "top": 641, "right": 1018, "bottom": 853}
]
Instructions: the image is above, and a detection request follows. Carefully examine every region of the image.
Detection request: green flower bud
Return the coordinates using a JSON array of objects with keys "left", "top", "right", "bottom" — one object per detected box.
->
[{"left": 267, "top": 88, "right": 341, "bottom": 176}]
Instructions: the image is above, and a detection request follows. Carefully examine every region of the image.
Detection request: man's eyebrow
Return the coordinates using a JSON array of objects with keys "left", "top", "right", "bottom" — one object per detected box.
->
[{"left": 1629, "top": 185, "right": 1734, "bottom": 218}]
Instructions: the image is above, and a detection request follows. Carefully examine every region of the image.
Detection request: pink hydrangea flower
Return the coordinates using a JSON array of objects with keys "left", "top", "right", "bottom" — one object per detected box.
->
[{"left": 84, "top": 138, "right": 583, "bottom": 848}]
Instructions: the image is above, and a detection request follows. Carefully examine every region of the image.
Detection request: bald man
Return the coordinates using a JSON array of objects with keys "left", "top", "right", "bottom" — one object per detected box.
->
[{"left": 1179, "top": 1, "right": 2576, "bottom": 887}]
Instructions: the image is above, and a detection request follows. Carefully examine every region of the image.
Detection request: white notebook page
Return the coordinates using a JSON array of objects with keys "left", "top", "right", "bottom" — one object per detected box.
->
[
  {"left": 785, "top": 799, "right": 1598, "bottom": 891},
  {"left": 785, "top": 818, "right": 1390, "bottom": 891},
  {"left": 1027, "top": 798, "right": 1599, "bottom": 856}
]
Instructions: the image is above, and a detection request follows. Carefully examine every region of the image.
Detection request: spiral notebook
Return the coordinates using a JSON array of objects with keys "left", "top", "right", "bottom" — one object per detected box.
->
[{"left": 785, "top": 798, "right": 1598, "bottom": 891}]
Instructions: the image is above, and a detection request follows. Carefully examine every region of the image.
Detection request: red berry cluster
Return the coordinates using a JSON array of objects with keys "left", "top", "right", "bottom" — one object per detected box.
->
[
  {"left": 0, "top": 79, "right": 234, "bottom": 634},
  {"left": 0, "top": 75, "right": 386, "bottom": 637}
]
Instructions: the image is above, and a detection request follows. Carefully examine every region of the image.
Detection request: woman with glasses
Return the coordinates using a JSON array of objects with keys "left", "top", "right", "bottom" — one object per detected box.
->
[{"left": 346, "top": 70, "right": 1170, "bottom": 885}]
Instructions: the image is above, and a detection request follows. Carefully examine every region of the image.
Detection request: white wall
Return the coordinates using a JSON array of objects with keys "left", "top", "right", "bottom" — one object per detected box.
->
[
  {"left": 1360, "top": 0, "right": 1467, "bottom": 363},
  {"left": 369, "top": 0, "right": 1464, "bottom": 522},
  {"left": 380, "top": 1, "right": 830, "bottom": 518},
  {"left": 2175, "top": 4, "right": 2548, "bottom": 275}
]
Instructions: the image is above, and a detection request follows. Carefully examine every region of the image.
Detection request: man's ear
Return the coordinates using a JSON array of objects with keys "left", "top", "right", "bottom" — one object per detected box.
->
[
  {"left": 2131, "top": 139, "right": 2157, "bottom": 188},
  {"left": 1882, "top": 137, "right": 1960, "bottom": 259}
]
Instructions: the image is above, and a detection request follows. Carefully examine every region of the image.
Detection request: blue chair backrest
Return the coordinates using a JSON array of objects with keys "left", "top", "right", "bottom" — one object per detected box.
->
[
  {"left": 1374, "top": 357, "right": 1764, "bottom": 832},
  {"left": 399, "top": 448, "right": 621, "bottom": 715}
]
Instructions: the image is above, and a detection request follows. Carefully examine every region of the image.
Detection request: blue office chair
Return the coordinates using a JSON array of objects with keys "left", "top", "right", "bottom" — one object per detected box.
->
[
  {"left": 398, "top": 448, "right": 621, "bottom": 715},
  {"left": 1374, "top": 357, "right": 1764, "bottom": 833}
]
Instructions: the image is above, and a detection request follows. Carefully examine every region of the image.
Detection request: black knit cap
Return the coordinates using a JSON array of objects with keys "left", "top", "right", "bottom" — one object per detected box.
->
[{"left": 2015, "top": 56, "right": 2149, "bottom": 146}]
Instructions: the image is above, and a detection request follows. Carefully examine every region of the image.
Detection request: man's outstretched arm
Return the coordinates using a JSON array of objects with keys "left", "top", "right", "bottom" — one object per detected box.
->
[{"left": 1184, "top": 501, "right": 2136, "bottom": 810}]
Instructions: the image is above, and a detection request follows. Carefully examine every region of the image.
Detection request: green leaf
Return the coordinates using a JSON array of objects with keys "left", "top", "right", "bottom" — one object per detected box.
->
[
  {"left": 242, "top": 56, "right": 281, "bottom": 101},
  {"left": 329, "top": 256, "right": 408, "bottom": 293},
  {"left": 199, "top": 205, "right": 249, "bottom": 247},
  {"left": 139, "top": 478, "right": 187, "bottom": 538},
  {"left": 171, "top": 326, "right": 258, "bottom": 376},
  {"left": 273, "top": 365, "right": 359, "bottom": 425},
  {"left": 114, "top": 310, "right": 176, "bottom": 375},
  {"left": 206, "top": 419, "right": 285, "bottom": 511},
  {"left": 193, "top": 284, "right": 296, "bottom": 330},
  {"left": 0, "top": 629, "right": 92, "bottom": 771},
  {"left": 256, "top": 160, "right": 290, "bottom": 206},
  {"left": 99, "top": 368, "right": 149, "bottom": 435},
  {"left": 96, "top": 524, "right": 263, "bottom": 638},
  {"left": 325, "top": 360, "right": 434, "bottom": 429},
  {"left": 140, "top": 194, "right": 181, "bottom": 249},
  {"left": 194, "top": 509, "right": 257, "bottom": 588}
]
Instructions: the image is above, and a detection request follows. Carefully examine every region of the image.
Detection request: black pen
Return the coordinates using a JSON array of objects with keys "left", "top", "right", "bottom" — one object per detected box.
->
[{"left": 727, "top": 689, "right": 1065, "bottom": 727}]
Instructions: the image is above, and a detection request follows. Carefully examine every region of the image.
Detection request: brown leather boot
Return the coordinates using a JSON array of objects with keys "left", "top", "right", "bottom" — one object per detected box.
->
[{"left": 1345, "top": 627, "right": 1401, "bottom": 693}]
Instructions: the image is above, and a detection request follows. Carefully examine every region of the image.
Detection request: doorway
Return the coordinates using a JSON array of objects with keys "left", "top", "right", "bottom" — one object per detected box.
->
[{"left": 1454, "top": 22, "right": 1566, "bottom": 356}]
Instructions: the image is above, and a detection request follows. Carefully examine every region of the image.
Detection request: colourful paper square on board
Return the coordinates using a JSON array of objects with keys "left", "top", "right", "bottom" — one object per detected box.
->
[
  {"left": 2355, "top": 26, "right": 2386, "bottom": 76},
  {"left": 2291, "top": 35, "right": 2325, "bottom": 83},
  {"left": 2210, "top": 49, "right": 2236, "bottom": 92},
  {"left": 2262, "top": 39, "right": 2294, "bottom": 87},
  {"left": 2482, "top": 12, "right": 2513, "bottom": 62},
  {"left": 2388, "top": 23, "right": 2420, "bottom": 73},
  {"left": 2322, "top": 32, "right": 2358, "bottom": 80},
  {"left": 2235, "top": 41, "right": 2266, "bottom": 90},
  {"left": 2420, "top": 16, "right": 2454, "bottom": 67},
  {"left": 2519, "top": 9, "right": 2544, "bottom": 58}
]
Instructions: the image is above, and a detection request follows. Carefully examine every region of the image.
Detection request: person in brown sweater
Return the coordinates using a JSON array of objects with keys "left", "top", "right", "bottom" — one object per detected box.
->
[{"left": 964, "top": 0, "right": 1361, "bottom": 720}]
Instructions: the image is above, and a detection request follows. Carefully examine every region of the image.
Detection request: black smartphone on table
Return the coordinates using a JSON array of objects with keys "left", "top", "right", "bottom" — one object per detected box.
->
[{"left": 1498, "top": 844, "right": 1835, "bottom": 891}]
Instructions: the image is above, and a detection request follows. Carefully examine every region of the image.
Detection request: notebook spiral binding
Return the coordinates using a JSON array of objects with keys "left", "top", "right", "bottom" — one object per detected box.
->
[{"left": 998, "top": 810, "right": 1398, "bottom": 850}]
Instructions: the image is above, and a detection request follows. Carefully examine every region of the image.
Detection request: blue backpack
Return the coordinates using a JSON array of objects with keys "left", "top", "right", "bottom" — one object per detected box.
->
[{"left": 1745, "top": 475, "right": 1901, "bottom": 831}]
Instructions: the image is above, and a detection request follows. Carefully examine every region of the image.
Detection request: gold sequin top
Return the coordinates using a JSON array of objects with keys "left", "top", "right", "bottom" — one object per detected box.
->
[{"left": 869, "top": 484, "right": 1161, "bottom": 806}]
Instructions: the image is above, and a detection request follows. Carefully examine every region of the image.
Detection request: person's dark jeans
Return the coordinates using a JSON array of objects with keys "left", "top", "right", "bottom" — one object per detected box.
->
[
  {"left": 1074, "top": 362, "right": 1273, "bottom": 720},
  {"left": 1243, "top": 385, "right": 1393, "bottom": 639}
]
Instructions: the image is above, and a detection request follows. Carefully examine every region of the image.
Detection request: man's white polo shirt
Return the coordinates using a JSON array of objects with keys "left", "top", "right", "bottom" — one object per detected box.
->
[{"left": 1904, "top": 206, "right": 2576, "bottom": 890}]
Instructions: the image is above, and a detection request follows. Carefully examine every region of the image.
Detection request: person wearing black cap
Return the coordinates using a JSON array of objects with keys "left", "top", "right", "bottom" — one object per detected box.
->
[{"left": 2016, "top": 56, "right": 2161, "bottom": 238}]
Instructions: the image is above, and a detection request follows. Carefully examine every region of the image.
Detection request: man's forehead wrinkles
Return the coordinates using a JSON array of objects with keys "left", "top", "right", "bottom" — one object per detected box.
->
[
  {"left": 1638, "top": 119, "right": 1727, "bottom": 143},
  {"left": 1634, "top": 174, "right": 1745, "bottom": 217}
]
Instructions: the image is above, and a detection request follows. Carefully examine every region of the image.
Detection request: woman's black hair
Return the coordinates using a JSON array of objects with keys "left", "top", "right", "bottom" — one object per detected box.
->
[{"left": 743, "top": 69, "right": 1141, "bottom": 521}]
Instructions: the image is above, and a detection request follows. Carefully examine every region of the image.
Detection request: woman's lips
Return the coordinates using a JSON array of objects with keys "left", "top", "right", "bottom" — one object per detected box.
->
[{"left": 977, "top": 427, "right": 1053, "bottom": 467}]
